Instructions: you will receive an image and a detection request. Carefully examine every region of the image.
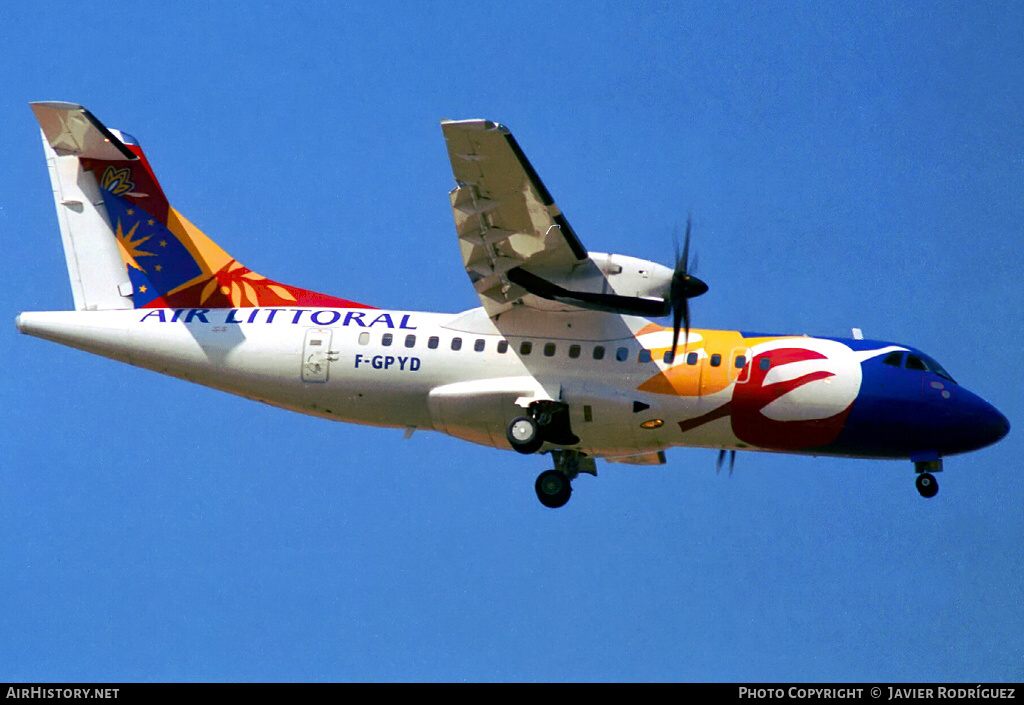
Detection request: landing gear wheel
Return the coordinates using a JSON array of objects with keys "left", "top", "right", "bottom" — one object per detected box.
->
[
  {"left": 535, "top": 469, "right": 572, "bottom": 508},
  {"left": 916, "top": 472, "right": 939, "bottom": 498},
  {"left": 507, "top": 416, "right": 543, "bottom": 455}
]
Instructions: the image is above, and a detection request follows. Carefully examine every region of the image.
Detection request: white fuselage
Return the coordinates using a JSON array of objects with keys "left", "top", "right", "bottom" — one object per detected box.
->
[{"left": 17, "top": 305, "right": 743, "bottom": 459}]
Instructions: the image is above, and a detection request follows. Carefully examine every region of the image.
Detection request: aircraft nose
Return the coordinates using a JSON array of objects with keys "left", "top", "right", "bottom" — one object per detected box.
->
[
  {"left": 983, "top": 404, "right": 1011, "bottom": 447},
  {"left": 956, "top": 392, "right": 1010, "bottom": 453}
]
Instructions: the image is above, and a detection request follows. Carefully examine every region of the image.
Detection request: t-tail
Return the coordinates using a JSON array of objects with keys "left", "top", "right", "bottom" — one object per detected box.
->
[{"left": 31, "top": 102, "right": 371, "bottom": 311}]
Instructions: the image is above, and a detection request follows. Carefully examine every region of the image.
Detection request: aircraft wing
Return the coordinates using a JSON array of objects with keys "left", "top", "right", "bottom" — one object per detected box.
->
[{"left": 441, "top": 120, "right": 588, "bottom": 317}]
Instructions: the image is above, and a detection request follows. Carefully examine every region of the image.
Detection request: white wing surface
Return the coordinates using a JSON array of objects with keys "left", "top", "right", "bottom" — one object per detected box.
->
[{"left": 442, "top": 120, "right": 589, "bottom": 317}]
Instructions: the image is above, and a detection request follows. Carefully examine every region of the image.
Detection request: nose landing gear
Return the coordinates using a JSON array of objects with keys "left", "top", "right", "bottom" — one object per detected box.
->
[
  {"left": 914, "top": 459, "right": 942, "bottom": 498},
  {"left": 915, "top": 472, "right": 938, "bottom": 498}
]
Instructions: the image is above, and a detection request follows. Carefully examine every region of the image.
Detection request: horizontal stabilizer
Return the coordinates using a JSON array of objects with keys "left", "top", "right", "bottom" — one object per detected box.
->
[{"left": 32, "top": 102, "right": 136, "bottom": 160}]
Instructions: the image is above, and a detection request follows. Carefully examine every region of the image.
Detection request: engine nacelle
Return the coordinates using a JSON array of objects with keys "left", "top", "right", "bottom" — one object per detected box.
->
[{"left": 511, "top": 252, "right": 674, "bottom": 315}]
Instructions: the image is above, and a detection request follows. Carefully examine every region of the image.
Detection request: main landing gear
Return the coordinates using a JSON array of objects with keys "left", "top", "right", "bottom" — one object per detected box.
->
[
  {"left": 507, "top": 416, "right": 543, "bottom": 455},
  {"left": 505, "top": 403, "right": 589, "bottom": 509},
  {"left": 536, "top": 468, "right": 572, "bottom": 509},
  {"left": 534, "top": 450, "right": 594, "bottom": 509},
  {"left": 506, "top": 401, "right": 578, "bottom": 455},
  {"left": 914, "top": 459, "right": 942, "bottom": 498}
]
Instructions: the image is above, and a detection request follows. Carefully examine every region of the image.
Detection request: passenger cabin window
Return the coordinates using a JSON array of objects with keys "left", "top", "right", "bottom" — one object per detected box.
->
[
  {"left": 663, "top": 351, "right": 675, "bottom": 364},
  {"left": 616, "top": 347, "right": 629, "bottom": 362},
  {"left": 451, "top": 337, "right": 462, "bottom": 351},
  {"left": 686, "top": 352, "right": 699, "bottom": 365},
  {"left": 405, "top": 335, "right": 416, "bottom": 348},
  {"left": 474, "top": 339, "right": 485, "bottom": 352},
  {"left": 735, "top": 355, "right": 747, "bottom": 369},
  {"left": 428, "top": 336, "right": 439, "bottom": 349},
  {"left": 638, "top": 349, "right": 652, "bottom": 363},
  {"left": 759, "top": 357, "right": 771, "bottom": 370},
  {"left": 520, "top": 341, "right": 532, "bottom": 355},
  {"left": 382, "top": 333, "right": 393, "bottom": 347},
  {"left": 593, "top": 346, "right": 605, "bottom": 360},
  {"left": 358, "top": 332, "right": 370, "bottom": 345},
  {"left": 544, "top": 343, "right": 556, "bottom": 357},
  {"left": 497, "top": 340, "right": 508, "bottom": 354},
  {"left": 568, "top": 344, "right": 581, "bottom": 359},
  {"left": 710, "top": 353, "right": 721, "bottom": 367}
]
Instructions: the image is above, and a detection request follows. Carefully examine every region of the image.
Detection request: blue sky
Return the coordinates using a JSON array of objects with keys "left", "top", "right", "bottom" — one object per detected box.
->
[{"left": 1, "top": 1, "right": 1021, "bottom": 682}]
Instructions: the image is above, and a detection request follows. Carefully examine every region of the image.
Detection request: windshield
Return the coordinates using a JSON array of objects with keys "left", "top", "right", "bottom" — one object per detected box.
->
[{"left": 919, "top": 353, "right": 956, "bottom": 384}]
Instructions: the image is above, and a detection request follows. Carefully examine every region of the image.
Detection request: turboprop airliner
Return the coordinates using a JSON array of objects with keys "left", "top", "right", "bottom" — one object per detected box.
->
[{"left": 18, "top": 102, "right": 1009, "bottom": 507}]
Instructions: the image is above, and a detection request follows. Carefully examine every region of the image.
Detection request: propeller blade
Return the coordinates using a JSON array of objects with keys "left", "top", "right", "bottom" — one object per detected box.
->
[
  {"left": 717, "top": 449, "right": 737, "bottom": 475},
  {"left": 669, "top": 215, "right": 705, "bottom": 356},
  {"left": 681, "top": 216, "right": 691, "bottom": 275},
  {"left": 671, "top": 300, "right": 685, "bottom": 356},
  {"left": 682, "top": 298, "right": 691, "bottom": 353}
]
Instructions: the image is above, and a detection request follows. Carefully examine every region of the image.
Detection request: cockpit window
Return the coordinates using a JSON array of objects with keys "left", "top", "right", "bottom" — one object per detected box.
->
[
  {"left": 920, "top": 354, "right": 956, "bottom": 384},
  {"left": 905, "top": 354, "right": 928, "bottom": 371},
  {"left": 906, "top": 352, "right": 958, "bottom": 383},
  {"left": 882, "top": 352, "right": 903, "bottom": 367}
]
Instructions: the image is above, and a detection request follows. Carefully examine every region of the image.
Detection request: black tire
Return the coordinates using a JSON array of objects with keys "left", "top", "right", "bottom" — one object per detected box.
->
[
  {"left": 916, "top": 472, "right": 939, "bottom": 498},
  {"left": 507, "top": 416, "right": 543, "bottom": 455},
  {"left": 535, "top": 469, "right": 572, "bottom": 508}
]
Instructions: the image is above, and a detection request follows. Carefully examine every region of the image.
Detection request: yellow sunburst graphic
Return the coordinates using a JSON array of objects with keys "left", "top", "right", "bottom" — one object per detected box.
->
[{"left": 114, "top": 219, "right": 155, "bottom": 270}]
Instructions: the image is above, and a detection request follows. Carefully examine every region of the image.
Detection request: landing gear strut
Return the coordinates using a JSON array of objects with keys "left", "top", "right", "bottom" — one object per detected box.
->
[
  {"left": 914, "top": 459, "right": 942, "bottom": 498},
  {"left": 506, "top": 402, "right": 587, "bottom": 508}
]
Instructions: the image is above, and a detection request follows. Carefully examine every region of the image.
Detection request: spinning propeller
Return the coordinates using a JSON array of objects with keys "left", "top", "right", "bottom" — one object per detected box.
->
[
  {"left": 668, "top": 215, "right": 709, "bottom": 355},
  {"left": 717, "top": 449, "right": 737, "bottom": 475}
]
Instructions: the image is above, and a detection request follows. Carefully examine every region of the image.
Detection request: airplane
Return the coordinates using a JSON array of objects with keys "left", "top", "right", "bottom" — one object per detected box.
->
[{"left": 18, "top": 102, "right": 1010, "bottom": 508}]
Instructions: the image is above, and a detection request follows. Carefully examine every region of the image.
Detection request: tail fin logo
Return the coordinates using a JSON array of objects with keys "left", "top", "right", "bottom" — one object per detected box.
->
[
  {"left": 32, "top": 100, "right": 375, "bottom": 312},
  {"left": 98, "top": 174, "right": 371, "bottom": 310},
  {"left": 108, "top": 196, "right": 203, "bottom": 307},
  {"left": 100, "top": 166, "right": 135, "bottom": 196}
]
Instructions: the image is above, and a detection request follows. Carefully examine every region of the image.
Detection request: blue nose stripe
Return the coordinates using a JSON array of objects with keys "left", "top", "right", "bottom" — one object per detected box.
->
[{"left": 819, "top": 366, "right": 1008, "bottom": 459}]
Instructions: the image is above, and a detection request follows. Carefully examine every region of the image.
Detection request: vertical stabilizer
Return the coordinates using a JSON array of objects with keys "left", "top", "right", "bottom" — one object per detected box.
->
[
  {"left": 30, "top": 102, "right": 372, "bottom": 311},
  {"left": 32, "top": 102, "right": 134, "bottom": 310}
]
